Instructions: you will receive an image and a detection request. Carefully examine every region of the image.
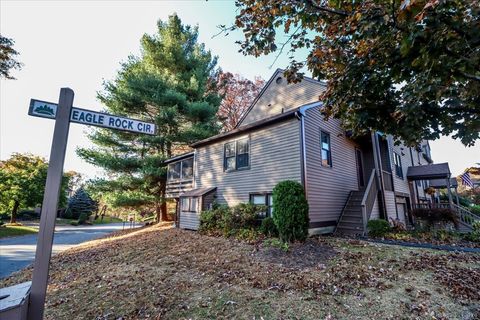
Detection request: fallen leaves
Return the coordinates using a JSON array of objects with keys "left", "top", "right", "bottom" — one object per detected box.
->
[{"left": 1, "top": 223, "right": 479, "bottom": 319}]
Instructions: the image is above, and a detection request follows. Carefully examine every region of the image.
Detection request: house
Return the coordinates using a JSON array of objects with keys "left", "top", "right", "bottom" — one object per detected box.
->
[{"left": 165, "top": 69, "right": 477, "bottom": 234}]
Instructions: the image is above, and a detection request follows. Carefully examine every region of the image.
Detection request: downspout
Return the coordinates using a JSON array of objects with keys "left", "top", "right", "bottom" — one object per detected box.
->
[
  {"left": 296, "top": 110, "right": 307, "bottom": 195},
  {"left": 371, "top": 131, "right": 388, "bottom": 220},
  {"left": 409, "top": 147, "right": 420, "bottom": 205}
]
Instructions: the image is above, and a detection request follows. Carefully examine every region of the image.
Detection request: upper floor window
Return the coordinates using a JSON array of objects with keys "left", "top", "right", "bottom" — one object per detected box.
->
[
  {"left": 393, "top": 152, "right": 403, "bottom": 178},
  {"left": 224, "top": 137, "right": 249, "bottom": 171},
  {"left": 320, "top": 131, "right": 332, "bottom": 166},
  {"left": 167, "top": 157, "right": 193, "bottom": 181},
  {"left": 181, "top": 158, "right": 193, "bottom": 179}
]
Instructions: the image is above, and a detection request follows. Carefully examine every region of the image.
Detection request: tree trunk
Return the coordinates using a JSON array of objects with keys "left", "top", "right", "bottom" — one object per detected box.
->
[
  {"left": 10, "top": 200, "right": 20, "bottom": 224},
  {"left": 160, "top": 200, "right": 168, "bottom": 221},
  {"left": 155, "top": 203, "right": 161, "bottom": 223}
]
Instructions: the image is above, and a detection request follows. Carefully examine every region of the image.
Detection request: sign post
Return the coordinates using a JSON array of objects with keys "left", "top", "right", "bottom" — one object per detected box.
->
[
  {"left": 24, "top": 89, "right": 156, "bottom": 320},
  {"left": 28, "top": 88, "right": 74, "bottom": 320}
]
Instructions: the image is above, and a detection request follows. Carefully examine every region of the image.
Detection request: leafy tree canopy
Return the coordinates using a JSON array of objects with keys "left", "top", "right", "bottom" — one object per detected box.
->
[
  {"left": 232, "top": 0, "right": 480, "bottom": 146},
  {"left": 78, "top": 14, "right": 221, "bottom": 220},
  {"left": 0, "top": 153, "right": 72, "bottom": 222},
  {"left": 0, "top": 35, "right": 22, "bottom": 79}
]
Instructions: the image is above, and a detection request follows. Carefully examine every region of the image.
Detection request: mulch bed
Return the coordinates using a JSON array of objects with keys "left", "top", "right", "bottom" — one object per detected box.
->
[{"left": 256, "top": 238, "right": 337, "bottom": 269}]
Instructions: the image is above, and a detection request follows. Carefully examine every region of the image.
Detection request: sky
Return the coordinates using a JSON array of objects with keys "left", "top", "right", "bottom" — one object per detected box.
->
[{"left": 0, "top": 0, "right": 478, "bottom": 179}]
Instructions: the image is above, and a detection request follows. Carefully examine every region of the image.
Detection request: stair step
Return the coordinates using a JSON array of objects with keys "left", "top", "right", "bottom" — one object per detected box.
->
[
  {"left": 338, "top": 221, "right": 363, "bottom": 229},
  {"left": 344, "top": 213, "right": 362, "bottom": 218},
  {"left": 343, "top": 209, "right": 362, "bottom": 214},
  {"left": 340, "top": 217, "right": 363, "bottom": 223},
  {"left": 347, "top": 201, "right": 363, "bottom": 205},
  {"left": 344, "top": 205, "right": 362, "bottom": 210}
]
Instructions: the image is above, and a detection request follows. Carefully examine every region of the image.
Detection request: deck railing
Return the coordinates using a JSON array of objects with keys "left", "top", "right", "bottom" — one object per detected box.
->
[
  {"left": 166, "top": 179, "right": 194, "bottom": 198},
  {"left": 414, "top": 202, "right": 480, "bottom": 228},
  {"left": 361, "top": 169, "right": 378, "bottom": 234}
]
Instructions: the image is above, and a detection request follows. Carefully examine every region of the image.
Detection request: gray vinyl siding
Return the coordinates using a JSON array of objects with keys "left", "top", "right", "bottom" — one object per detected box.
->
[
  {"left": 179, "top": 211, "right": 200, "bottom": 230},
  {"left": 370, "top": 197, "right": 380, "bottom": 220},
  {"left": 388, "top": 138, "right": 411, "bottom": 195},
  {"left": 384, "top": 191, "right": 397, "bottom": 221},
  {"left": 304, "top": 107, "right": 360, "bottom": 224},
  {"left": 195, "top": 119, "right": 302, "bottom": 207},
  {"left": 240, "top": 70, "right": 326, "bottom": 127}
]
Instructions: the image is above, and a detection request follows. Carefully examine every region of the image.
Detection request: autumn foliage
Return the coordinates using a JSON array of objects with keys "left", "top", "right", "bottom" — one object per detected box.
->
[
  {"left": 233, "top": 0, "right": 480, "bottom": 146},
  {"left": 216, "top": 71, "right": 264, "bottom": 132}
]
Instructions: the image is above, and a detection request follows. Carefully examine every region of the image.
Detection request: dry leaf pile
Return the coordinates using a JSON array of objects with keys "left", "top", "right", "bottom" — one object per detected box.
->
[{"left": 1, "top": 223, "right": 479, "bottom": 319}]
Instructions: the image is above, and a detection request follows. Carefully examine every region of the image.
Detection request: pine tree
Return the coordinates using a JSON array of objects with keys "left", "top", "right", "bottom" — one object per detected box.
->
[
  {"left": 78, "top": 14, "right": 221, "bottom": 221},
  {"left": 64, "top": 188, "right": 98, "bottom": 221}
]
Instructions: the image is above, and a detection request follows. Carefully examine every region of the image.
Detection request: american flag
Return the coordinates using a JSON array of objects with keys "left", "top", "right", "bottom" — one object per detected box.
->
[{"left": 461, "top": 171, "right": 474, "bottom": 188}]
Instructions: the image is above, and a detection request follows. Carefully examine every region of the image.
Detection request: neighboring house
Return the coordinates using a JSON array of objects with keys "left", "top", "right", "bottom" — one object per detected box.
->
[{"left": 165, "top": 69, "right": 477, "bottom": 234}]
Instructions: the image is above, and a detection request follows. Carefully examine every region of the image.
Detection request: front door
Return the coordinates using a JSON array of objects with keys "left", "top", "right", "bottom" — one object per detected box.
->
[{"left": 355, "top": 148, "right": 365, "bottom": 188}]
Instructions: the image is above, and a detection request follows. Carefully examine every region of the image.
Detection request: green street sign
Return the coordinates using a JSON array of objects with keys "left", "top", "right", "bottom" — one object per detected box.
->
[{"left": 29, "top": 100, "right": 58, "bottom": 119}]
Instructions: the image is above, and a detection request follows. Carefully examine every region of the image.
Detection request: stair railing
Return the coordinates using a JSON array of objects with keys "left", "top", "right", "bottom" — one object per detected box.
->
[
  {"left": 334, "top": 190, "right": 354, "bottom": 234},
  {"left": 361, "top": 169, "right": 378, "bottom": 234},
  {"left": 450, "top": 203, "right": 480, "bottom": 228}
]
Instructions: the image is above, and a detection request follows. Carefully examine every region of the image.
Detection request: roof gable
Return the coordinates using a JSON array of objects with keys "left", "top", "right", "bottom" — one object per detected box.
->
[{"left": 236, "top": 69, "right": 326, "bottom": 128}]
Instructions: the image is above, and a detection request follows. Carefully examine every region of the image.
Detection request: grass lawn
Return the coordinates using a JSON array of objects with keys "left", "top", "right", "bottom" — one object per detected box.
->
[
  {"left": 0, "top": 225, "right": 38, "bottom": 238},
  {"left": 1, "top": 223, "right": 479, "bottom": 319},
  {"left": 92, "top": 216, "right": 123, "bottom": 224}
]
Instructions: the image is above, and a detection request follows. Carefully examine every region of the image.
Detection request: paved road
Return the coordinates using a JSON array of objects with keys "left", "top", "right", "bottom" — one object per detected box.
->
[{"left": 0, "top": 223, "right": 139, "bottom": 278}]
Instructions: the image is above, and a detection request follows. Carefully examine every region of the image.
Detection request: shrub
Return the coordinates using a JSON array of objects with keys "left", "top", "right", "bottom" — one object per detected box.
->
[
  {"left": 463, "top": 223, "right": 480, "bottom": 242},
  {"left": 78, "top": 212, "right": 90, "bottom": 225},
  {"left": 472, "top": 221, "right": 480, "bottom": 232},
  {"left": 199, "top": 205, "right": 229, "bottom": 233},
  {"left": 236, "top": 228, "right": 261, "bottom": 242},
  {"left": 199, "top": 203, "right": 265, "bottom": 237},
  {"left": 224, "top": 203, "right": 262, "bottom": 232},
  {"left": 263, "top": 238, "right": 289, "bottom": 252},
  {"left": 260, "top": 217, "right": 278, "bottom": 237},
  {"left": 367, "top": 219, "right": 391, "bottom": 237},
  {"left": 411, "top": 208, "right": 459, "bottom": 229},
  {"left": 272, "top": 180, "right": 309, "bottom": 242},
  {"left": 471, "top": 205, "right": 480, "bottom": 216}
]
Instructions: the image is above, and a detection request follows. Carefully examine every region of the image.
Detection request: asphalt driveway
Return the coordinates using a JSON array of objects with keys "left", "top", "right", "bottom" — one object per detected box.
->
[{"left": 0, "top": 223, "right": 139, "bottom": 278}]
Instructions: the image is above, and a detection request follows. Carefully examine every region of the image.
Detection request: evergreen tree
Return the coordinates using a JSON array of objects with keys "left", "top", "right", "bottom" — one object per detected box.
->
[
  {"left": 64, "top": 187, "right": 98, "bottom": 220},
  {"left": 78, "top": 14, "right": 221, "bottom": 221}
]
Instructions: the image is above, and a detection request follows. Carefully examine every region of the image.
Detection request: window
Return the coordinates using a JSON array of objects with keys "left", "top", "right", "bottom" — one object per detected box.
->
[
  {"left": 181, "top": 197, "right": 189, "bottom": 211},
  {"left": 250, "top": 193, "right": 273, "bottom": 218},
  {"left": 320, "top": 131, "right": 332, "bottom": 166},
  {"left": 393, "top": 152, "right": 403, "bottom": 178},
  {"left": 181, "top": 197, "right": 197, "bottom": 212},
  {"left": 181, "top": 158, "right": 193, "bottom": 179},
  {"left": 167, "top": 157, "right": 194, "bottom": 181},
  {"left": 168, "top": 162, "right": 181, "bottom": 180},
  {"left": 223, "top": 138, "right": 249, "bottom": 171}
]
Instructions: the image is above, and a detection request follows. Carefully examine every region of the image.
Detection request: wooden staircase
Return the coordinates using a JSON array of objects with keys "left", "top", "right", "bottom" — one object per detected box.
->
[
  {"left": 335, "top": 190, "right": 366, "bottom": 236},
  {"left": 335, "top": 169, "right": 379, "bottom": 236}
]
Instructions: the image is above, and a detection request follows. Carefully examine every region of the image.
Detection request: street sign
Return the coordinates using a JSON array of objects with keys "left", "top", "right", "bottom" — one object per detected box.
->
[
  {"left": 29, "top": 99, "right": 156, "bottom": 135},
  {"left": 26, "top": 90, "right": 157, "bottom": 320}
]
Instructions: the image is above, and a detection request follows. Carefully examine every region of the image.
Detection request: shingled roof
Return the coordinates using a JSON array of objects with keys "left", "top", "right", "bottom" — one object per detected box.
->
[
  {"left": 179, "top": 187, "right": 216, "bottom": 198},
  {"left": 406, "top": 163, "right": 451, "bottom": 180}
]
